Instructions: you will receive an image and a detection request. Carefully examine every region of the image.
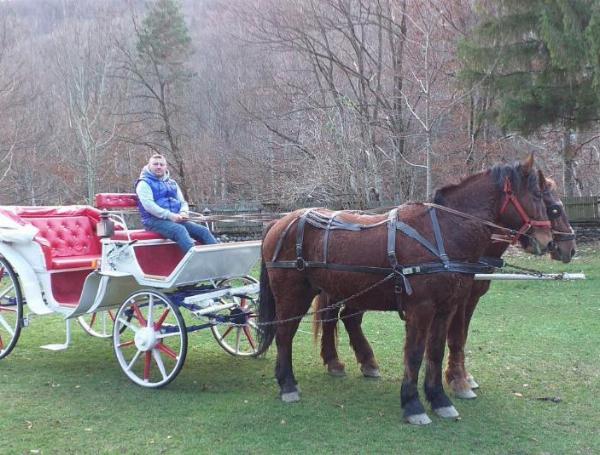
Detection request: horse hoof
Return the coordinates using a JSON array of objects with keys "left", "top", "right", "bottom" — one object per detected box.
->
[
  {"left": 328, "top": 367, "right": 346, "bottom": 377},
  {"left": 280, "top": 391, "right": 300, "bottom": 403},
  {"left": 361, "top": 366, "right": 381, "bottom": 378},
  {"left": 434, "top": 406, "right": 459, "bottom": 419},
  {"left": 455, "top": 388, "right": 477, "bottom": 399},
  {"left": 405, "top": 413, "right": 432, "bottom": 425},
  {"left": 466, "top": 375, "right": 479, "bottom": 389}
]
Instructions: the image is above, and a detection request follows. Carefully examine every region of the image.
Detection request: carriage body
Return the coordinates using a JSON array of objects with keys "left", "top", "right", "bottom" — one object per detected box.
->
[{"left": 0, "top": 196, "right": 262, "bottom": 386}]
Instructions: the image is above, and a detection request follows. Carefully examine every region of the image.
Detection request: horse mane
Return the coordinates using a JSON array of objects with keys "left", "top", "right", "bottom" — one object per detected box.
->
[{"left": 433, "top": 161, "right": 541, "bottom": 205}]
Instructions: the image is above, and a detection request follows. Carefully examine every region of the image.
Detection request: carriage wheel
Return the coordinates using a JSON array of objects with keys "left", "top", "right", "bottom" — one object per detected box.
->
[
  {"left": 0, "top": 256, "right": 23, "bottom": 360},
  {"left": 113, "top": 290, "right": 187, "bottom": 388},
  {"left": 210, "top": 276, "right": 266, "bottom": 357},
  {"left": 78, "top": 310, "right": 117, "bottom": 338}
]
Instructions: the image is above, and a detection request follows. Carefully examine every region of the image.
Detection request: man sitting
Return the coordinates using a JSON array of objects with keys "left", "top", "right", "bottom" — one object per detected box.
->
[{"left": 135, "top": 153, "right": 217, "bottom": 252}]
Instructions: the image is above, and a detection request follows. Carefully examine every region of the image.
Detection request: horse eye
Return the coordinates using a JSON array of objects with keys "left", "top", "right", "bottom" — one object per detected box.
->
[{"left": 547, "top": 205, "right": 562, "bottom": 219}]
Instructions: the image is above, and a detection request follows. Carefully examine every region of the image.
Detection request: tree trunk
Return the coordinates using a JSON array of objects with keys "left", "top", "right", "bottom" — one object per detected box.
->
[{"left": 563, "top": 131, "right": 581, "bottom": 197}]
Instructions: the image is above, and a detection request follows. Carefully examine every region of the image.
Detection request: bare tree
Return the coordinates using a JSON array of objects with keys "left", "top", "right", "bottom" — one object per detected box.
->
[{"left": 114, "top": 0, "right": 195, "bottom": 198}]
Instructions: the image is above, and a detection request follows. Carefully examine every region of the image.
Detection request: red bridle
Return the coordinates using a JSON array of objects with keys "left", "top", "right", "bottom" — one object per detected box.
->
[{"left": 499, "top": 177, "right": 552, "bottom": 244}]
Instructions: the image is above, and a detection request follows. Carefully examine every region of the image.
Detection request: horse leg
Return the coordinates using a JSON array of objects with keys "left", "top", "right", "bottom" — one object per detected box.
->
[
  {"left": 462, "top": 298, "right": 480, "bottom": 390},
  {"left": 319, "top": 301, "right": 347, "bottom": 377},
  {"left": 445, "top": 299, "right": 476, "bottom": 399},
  {"left": 425, "top": 306, "right": 459, "bottom": 418},
  {"left": 401, "top": 304, "right": 433, "bottom": 425},
  {"left": 273, "top": 286, "right": 316, "bottom": 403},
  {"left": 340, "top": 308, "right": 380, "bottom": 378},
  {"left": 446, "top": 285, "right": 484, "bottom": 398}
]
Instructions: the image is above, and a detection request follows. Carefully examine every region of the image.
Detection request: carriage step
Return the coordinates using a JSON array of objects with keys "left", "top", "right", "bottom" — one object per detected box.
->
[
  {"left": 40, "top": 320, "right": 71, "bottom": 351},
  {"left": 40, "top": 343, "right": 70, "bottom": 351}
]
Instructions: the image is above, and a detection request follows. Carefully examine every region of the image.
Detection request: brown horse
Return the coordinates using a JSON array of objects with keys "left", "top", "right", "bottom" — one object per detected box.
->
[
  {"left": 257, "top": 158, "right": 554, "bottom": 424},
  {"left": 445, "top": 177, "right": 576, "bottom": 398},
  {"left": 314, "top": 174, "right": 576, "bottom": 398}
]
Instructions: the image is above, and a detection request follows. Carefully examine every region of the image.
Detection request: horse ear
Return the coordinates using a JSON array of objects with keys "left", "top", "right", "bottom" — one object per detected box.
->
[
  {"left": 538, "top": 169, "right": 547, "bottom": 191},
  {"left": 521, "top": 154, "right": 534, "bottom": 176}
]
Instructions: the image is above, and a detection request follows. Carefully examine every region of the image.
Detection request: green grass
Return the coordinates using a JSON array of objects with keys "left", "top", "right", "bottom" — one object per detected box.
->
[{"left": 1, "top": 244, "right": 599, "bottom": 454}]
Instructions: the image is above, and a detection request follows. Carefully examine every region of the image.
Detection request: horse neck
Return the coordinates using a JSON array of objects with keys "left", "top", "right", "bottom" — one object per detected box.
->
[
  {"left": 436, "top": 174, "right": 500, "bottom": 222},
  {"left": 484, "top": 242, "right": 509, "bottom": 258}
]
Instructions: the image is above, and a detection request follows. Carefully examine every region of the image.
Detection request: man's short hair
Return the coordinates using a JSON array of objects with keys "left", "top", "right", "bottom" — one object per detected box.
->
[{"left": 149, "top": 153, "right": 166, "bottom": 162}]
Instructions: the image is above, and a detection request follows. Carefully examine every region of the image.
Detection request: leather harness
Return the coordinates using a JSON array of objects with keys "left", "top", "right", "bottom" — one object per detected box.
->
[{"left": 266, "top": 206, "right": 502, "bottom": 304}]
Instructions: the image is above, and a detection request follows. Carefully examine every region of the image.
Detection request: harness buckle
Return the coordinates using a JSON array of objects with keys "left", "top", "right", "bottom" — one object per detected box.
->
[
  {"left": 295, "top": 257, "right": 306, "bottom": 271},
  {"left": 401, "top": 266, "right": 420, "bottom": 275}
]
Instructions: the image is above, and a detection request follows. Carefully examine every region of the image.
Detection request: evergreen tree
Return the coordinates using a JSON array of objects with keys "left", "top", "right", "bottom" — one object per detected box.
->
[
  {"left": 119, "top": 0, "right": 194, "bottom": 197},
  {"left": 136, "top": 0, "right": 191, "bottom": 67},
  {"left": 460, "top": 0, "right": 600, "bottom": 195}
]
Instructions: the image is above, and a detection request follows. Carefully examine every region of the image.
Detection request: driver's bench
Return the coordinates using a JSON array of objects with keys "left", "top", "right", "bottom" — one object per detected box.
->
[{"left": 94, "top": 193, "right": 199, "bottom": 277}]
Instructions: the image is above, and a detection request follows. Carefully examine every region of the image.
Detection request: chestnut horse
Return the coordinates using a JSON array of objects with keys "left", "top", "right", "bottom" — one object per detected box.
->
[
  {"left": 257, "top": 158, "right": 553, "bottom": 424},
  {"left": 445, "top": 177, "right": 576, "bottom": 398},
  {"left": 314, "top": 176, "right": 576, "bottom": 400}
]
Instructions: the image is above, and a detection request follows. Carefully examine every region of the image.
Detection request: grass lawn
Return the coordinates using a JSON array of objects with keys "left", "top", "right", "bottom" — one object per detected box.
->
[{"left": 1, "top": 243, "right": 599, "bottom": 454}]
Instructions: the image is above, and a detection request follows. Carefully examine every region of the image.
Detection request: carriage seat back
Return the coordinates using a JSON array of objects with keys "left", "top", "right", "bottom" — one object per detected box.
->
[
  {"left": 94, "top": 193, "right": 204, "bottom": 277},
  {"left": 94, "top": 193, "right": 164, "bottom": 241},
  {"left": 11, "top": 207, "right": 102, "bottom": 270}
]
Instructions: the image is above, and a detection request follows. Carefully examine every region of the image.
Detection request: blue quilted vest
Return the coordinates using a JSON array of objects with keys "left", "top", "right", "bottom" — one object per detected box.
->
[{"left": 136, "top": 170, "right": 182, "bottom": 225}]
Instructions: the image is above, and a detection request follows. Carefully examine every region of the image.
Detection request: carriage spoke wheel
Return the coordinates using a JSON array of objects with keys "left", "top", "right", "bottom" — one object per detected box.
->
[
  {"left": 113, "top": 290, "right": 187, "bottom": 388},
  {"left": 211, "top": 276, "right": 265, "bottom": 357},
  {"left": 0, "top": 256, "right": 23, "bottom": 360},
  {"left": 78, "top": 310, "right": 118, "bottom": 338}
]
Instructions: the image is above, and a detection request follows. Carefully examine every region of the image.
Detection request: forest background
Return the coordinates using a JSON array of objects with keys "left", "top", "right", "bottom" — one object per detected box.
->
[{"left": 1, "top": 0, "right": 600, "bottom": 210}]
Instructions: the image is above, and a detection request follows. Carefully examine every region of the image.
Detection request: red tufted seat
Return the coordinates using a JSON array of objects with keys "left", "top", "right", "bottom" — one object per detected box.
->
[
  {"left": 13, "top": 209, "right": 102, "bottom": 271},
  {"left": 2, "top": 206, "right": 103, "bottom": 306},
  {"left": 94, "top": 193, "right": 139, "bottom": 211}
]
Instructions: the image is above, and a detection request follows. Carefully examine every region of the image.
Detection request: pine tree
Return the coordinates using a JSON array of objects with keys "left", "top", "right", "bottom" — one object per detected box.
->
[
  {"left": 460, "top": 0, "right": 600, "bottom": 196},
  {"left": 136, "top": 0, "right": 191, "bottom": 66},
  {"left": 119, "top": 0, "right": 194, "bottom": 197}
]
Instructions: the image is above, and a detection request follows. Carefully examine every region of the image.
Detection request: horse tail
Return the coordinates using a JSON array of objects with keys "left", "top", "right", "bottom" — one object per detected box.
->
[{"left": 257, "top": 221, "right": 277, "bottom": 355}]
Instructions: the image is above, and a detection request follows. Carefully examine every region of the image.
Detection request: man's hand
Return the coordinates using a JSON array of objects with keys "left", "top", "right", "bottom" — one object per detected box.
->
[
  {"left": 170, "top": 213, "right": 185, "bottom": 223},
  {"left": 180, "top": 212, "right": 190, "bottom": 221}
]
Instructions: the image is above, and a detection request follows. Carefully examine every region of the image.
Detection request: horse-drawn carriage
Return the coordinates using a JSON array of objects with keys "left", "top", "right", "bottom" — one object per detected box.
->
[
  {"left": 0, "top": 158, "right": 586, "bottom": 424},
  {"left": 0, "top": 193, "right": 263, "bottom": 387}
]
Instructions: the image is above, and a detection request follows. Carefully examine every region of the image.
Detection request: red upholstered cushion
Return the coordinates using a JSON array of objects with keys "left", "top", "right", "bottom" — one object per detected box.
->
[
  {"left": 95, "top": 193, "right": 138, "bottom": 210},
  {"left": 111, "top": 229, "right": 166, "bottom": 241}
]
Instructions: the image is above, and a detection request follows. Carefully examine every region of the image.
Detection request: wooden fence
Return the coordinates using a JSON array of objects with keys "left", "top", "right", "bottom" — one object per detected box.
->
[
  {"left": 563, "top": 196, "right": 600, "bottom": 224},
  {"left": 202, "top": 195, "right": 600, "bottom": 236}
]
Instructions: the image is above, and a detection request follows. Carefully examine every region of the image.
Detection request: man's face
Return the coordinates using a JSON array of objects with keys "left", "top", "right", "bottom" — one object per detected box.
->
[{"left": 149, "top": 157, "right": 167, "bottom": 177}]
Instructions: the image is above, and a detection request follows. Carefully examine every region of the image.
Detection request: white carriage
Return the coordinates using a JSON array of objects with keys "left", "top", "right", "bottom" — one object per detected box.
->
[{"left": 0, "top": 194, "right": 263, "bottom": 387}]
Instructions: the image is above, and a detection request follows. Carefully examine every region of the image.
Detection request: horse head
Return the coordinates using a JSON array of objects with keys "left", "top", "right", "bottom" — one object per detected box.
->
[
  {"left": 530, "top": 174, "right": 576, "bottom": 263},
  {"left": 492, "top": 155, "right": 553, "bottom": 255}
]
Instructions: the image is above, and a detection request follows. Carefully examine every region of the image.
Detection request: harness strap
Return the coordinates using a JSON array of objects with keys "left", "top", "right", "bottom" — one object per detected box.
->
[
  {"left": 387, "top": 209, "right": 399, "bottom": 268},
  {"left": 295, "top": 209, "right": 314, "bottom": 270},
  {"left": 323, "top": 211, "right": 343, "bottom": 264},
  {"left": 266, "top": 259, "right": 496, "bottom": 276},
  {"left": 395, "top": 218, "right": 441, "bottom": 260},
  {"left": 266, "top": 261, "right": 395, "bottom": 274},
  {"left": 271, "top": 217, "right": 299, "bottom": 262},
  {"left": 387, "top": 209, "right": 413, "bottom": 295},
  {"left": 429, "top": 207, "right": 449, "bottom": 265}
]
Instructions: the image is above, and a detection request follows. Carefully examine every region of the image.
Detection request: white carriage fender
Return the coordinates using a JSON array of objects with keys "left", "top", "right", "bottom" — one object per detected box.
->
[
  {"left": 0, "top": 243, "right": 52, "bottom": 315},
  {"left": 0, "top": 217, "right": 38, "bottom": 243}
]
